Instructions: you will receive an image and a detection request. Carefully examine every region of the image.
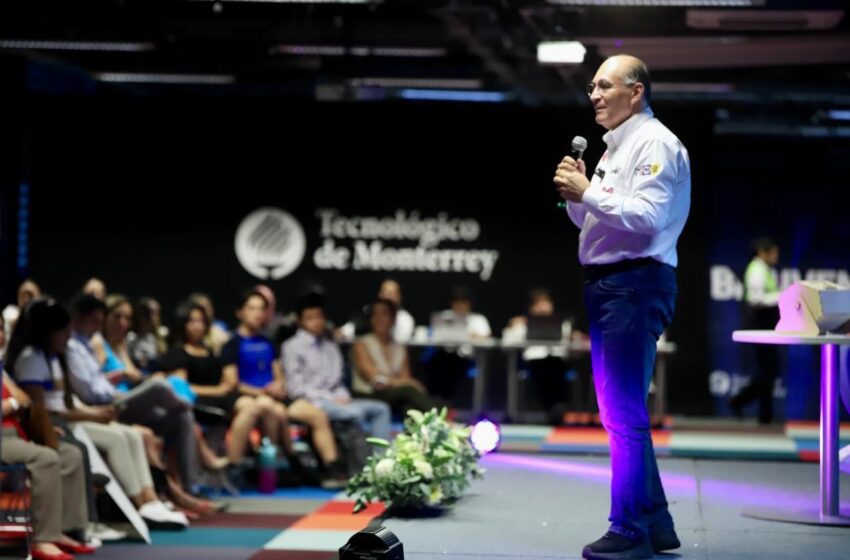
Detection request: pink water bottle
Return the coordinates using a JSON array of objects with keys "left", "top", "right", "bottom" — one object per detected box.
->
[{"left": 258, "top": 437, "right": 277, "bottom": 494}]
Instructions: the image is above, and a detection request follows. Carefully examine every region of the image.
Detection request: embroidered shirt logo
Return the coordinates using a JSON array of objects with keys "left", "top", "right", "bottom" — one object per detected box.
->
[{"left": 634, "top": 163, "right": 662, "bottom": 176}]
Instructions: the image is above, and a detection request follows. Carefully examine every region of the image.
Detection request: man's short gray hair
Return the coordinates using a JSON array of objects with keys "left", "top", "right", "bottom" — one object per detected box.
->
[{"left": 623, "top": 60, "right": 651, "bottom": 105}]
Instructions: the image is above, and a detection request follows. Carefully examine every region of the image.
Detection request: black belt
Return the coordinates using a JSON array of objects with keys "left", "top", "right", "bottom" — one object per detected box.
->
[{"left": 583, "top": 257, "right": 662, "bottom": 282}]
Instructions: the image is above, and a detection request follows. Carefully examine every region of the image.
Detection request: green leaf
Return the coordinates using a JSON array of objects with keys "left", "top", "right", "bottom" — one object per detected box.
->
[
  {"left": 366, "top": 437, "right": 391, "bottom": 447},
  {"left": 406, "top": 410, "right": 424, "bottom": 424}
]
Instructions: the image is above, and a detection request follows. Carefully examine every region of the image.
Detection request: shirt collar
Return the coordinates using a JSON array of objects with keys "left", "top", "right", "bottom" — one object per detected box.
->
[
  {"left": 72, "top": 331, "right": 92, "bottom": 348},
  {"left": 602, "top": 106, "right": 654, "bottom": 152},
  {"left": 296, "top": 328, "right": 324, "bottom": 347}
]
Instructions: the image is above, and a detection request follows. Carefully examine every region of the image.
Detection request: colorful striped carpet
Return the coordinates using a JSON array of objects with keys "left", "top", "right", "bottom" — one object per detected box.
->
[
  {"left": 499, "top": 420, "right": 850, "bottom": 461},
  {"left": 89, "top": 488, "right": 381, "bottom": 560}
]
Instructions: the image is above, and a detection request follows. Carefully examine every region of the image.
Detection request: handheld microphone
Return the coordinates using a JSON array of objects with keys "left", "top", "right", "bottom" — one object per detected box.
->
[
  {"left": 557, "top": 136, "right": 589, "bottom": 209},
  {"left": 571, "top": 135, "right": 588, "bottom": 161}
]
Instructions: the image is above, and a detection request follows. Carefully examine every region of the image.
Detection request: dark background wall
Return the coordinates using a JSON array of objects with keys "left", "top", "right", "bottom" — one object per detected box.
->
[{"left": 3, "top": 89, "right": 848, "bottom": 418}]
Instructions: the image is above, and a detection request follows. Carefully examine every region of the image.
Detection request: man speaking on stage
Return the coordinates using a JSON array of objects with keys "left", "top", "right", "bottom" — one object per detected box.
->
[{"left": 553, "top": 54, "right": 691, "bottom": 560}]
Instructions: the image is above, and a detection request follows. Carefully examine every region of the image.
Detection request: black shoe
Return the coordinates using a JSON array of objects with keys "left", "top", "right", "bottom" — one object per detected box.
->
[
  {"left": 582, "top": 531, "right": 653, "bottom": 560},
  {"left": 650, "top": 525, "right": 681, "bottom": 552},
  {"left": 92, "top": 473, "right": 111, "bottom": 490},
  {"left": 63, "top": 529, "right": 87, "bottom": 544},
  {"left": 320, "top": 460, "right": 349, "bottom": 490}
]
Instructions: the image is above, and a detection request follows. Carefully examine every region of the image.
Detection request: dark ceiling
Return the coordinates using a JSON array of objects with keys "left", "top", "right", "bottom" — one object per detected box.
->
[{"left": 1, "top": 0, "right": 849, "bottom": 107}]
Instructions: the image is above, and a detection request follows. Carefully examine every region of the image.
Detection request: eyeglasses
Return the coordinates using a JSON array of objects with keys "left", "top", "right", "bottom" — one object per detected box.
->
[{"left": 586, "top": 80, "right": 636, "bottom": 96}]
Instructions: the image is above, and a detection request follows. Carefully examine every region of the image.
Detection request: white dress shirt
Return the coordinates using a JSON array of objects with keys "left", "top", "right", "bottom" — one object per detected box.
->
[{"left": 566, "top": 107, "right": 691, "bottom": 267}]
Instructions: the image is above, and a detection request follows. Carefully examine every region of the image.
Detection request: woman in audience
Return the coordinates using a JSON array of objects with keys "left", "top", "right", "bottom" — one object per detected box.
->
[
  {"left": 188, "top": 292, "right": 231, "bottom": 355},
  {"left": 2, "top": 302, "right": 101, "bottom": 559},
  {"left": 2, "top": 372, "right": 95, "bottom": 560},
  {"left": 3, "top": 311, "right": 93, "bottom": 559},
  {"left": 100, "top": 295, "right": 144, "bottom": 389},
  {"left": 163, "top": 301, "right": 248, "bottom": 465},
  {"left": 351, "top": 299, "right": 432, "bottom": 416},
  {"left": 128, "top": 297, "right": 168, "bottom": 375}
]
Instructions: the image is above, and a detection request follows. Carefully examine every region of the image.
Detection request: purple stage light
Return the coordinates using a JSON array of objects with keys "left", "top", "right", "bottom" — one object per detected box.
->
[{"left": 471, "top": 419, "right": 501, "bottom": 454}]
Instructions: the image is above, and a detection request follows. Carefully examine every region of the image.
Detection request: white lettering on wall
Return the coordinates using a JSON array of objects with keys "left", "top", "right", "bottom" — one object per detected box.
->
[
  {"left": 314, "top": 209, "right": 500, "bottom": 281},
  {"left": 709, "top": 265, "right": 850, "bottom": 302}
]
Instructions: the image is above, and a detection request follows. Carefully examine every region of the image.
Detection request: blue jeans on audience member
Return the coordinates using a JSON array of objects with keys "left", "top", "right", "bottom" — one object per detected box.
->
[
  {"left": 584, "top": 260, "right": 677, "bottom": 542},
  {"left": 318, "top": 398, "right": 392, "bottom": 441}
]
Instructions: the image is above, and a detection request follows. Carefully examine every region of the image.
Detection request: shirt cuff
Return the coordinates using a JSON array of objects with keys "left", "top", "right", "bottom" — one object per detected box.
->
[{"left": 581, "top": 183, "right": 605, "bottom": 210}]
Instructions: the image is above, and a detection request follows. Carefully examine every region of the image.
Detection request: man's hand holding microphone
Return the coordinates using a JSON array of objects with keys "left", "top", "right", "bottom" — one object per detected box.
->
[{"left": 554, "top": 136, "right": 591, "bottom": 205}]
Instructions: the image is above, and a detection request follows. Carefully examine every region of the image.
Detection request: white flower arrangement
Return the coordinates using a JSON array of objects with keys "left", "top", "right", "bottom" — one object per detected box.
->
[{"left": 346, "top": 408, "right": 485, "bottom": 514}]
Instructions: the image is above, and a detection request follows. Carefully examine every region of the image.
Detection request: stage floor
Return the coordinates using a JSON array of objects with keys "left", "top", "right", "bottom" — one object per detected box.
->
[{"left": 378, "top": 453, "right": 850, "bottom": 560}]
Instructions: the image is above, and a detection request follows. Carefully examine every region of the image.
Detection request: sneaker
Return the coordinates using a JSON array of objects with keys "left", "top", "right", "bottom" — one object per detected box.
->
[
  {"left": 88, "top": 522, "right": 127, "bottom": 542},
  {"left": 139, "top": 501, "right": 190, "bottom": 530},
  {"left": 649, "top": 525, "right": 681, "bottom": 552},
  {"left": 582, "top": 531, "right": 653, "bottom": 560},
  {"left": 320, "top": 476, "right": 348, "bottom": 490}
]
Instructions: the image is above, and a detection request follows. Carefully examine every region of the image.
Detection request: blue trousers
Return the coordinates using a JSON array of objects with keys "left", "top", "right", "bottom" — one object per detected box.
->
[
  {"left": 318, "top": 398, "right": 392, "bottom": 441},
  {"left": 584, "top": 259, "right": 677, "bottom": 541}
]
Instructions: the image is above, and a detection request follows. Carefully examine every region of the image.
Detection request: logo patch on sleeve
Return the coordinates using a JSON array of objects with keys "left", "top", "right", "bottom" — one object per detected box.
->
[{"left": 634, "top": 163, "right": 662, "bottom": 176}]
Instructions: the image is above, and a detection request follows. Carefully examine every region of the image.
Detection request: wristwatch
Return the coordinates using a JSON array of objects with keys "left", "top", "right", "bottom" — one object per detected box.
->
[{"left": 8, "top": 397, "right": 20, "bottom": 412}]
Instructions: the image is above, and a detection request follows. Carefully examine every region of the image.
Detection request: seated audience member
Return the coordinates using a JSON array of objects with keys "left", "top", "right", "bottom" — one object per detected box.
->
[
  {"left": 282, "top": 293, "right": 391, "bottom": 441},
  {"left": 1, "top": 306, "right": 95, "bottom": 560},
  {"left": 2, "top": 373, "right": 95, "bottom": 560},
  {"left": 351, "top": 298, "right": 432, "bottom": 416},
  {"left": 2, "top": 278, "right": 42, "bottom": 338},
  {"left": 505, "top": 288, "right": 587, "bottom": 425},
  {"left": 338, "top": 279, "right": 415, "bottom": 343},
  {"left": 188, "top": 292, "right": 231, "bottom": 356},
  {"left": 127, "top": 297, "right": 168, "bottom": 375},
  {"left": 424, "top": 286, "right": 492, "bottom": 402},
  {"left": 82, "top": 277, "right": 107, "bottom": 302}
]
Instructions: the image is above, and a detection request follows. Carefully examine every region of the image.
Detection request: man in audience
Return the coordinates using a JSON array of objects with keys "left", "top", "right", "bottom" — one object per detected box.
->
[
  {"left": 424, "top": 286, "right": 492, "bottom": 402},
  {"left": 282, "top": 293, "right": 392, "bottom": 441}
]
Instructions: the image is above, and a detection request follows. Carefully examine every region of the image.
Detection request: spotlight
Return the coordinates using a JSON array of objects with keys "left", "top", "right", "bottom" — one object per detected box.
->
[
  {"left": 470, "top": 418, "right": 501, "bottom": 454},
  {"left": 339, "top": 526, "right": 404, "bottom": 559}
]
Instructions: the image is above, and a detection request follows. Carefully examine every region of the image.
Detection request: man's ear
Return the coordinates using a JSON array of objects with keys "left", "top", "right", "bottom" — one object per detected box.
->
[{"left": 632, "top": 82, "right": 645, "bottom": 107}]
